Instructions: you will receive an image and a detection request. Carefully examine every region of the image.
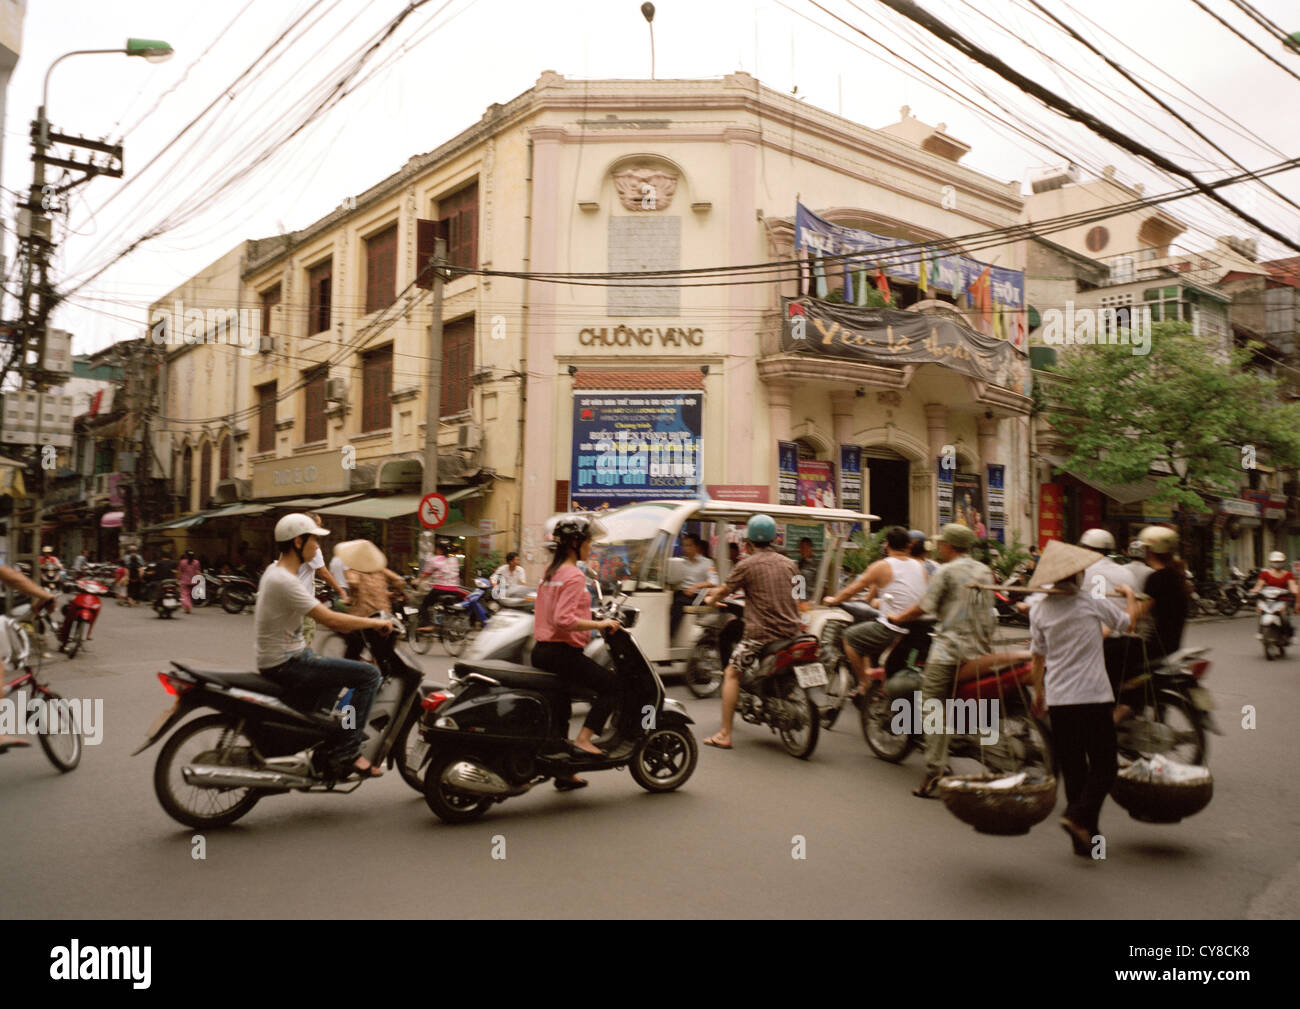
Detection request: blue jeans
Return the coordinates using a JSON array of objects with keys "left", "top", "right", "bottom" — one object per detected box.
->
[{"left": 263, "top": 648, "right": 382, "bottom": 764}]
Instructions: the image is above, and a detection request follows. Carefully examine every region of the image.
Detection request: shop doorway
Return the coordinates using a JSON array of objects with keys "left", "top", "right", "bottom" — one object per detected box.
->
[{"left": 866, "top": 450, "right": 910, "bottom": 528}]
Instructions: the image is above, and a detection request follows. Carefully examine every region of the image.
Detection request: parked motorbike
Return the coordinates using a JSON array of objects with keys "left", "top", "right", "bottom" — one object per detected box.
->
[
  {"left": 416, "top": 585, "right": 697, "bottom": 823},
  {"left": 859, "top": 649, "right": 1054, "bottom": 774},
  {"left": 194, "top": 571, "right": 225, "bottom": 607},
  {"left": 56, "top": 576, "right": 109, "bottom": 657},
  {"left": 1114, "top": 646, "right": 1217, "bottom": 765},
  {"left": 154, "top": 579, "right": 183, "bottom": 618},
  {"left": 219, "top": 574, "right": 258, "bottom": 614},
  {"left": 1254, "top": 588, "right": 1293, "bottom": 660},
  {"left": 137, "top": 613, "right": 432, "bottom": 828}
]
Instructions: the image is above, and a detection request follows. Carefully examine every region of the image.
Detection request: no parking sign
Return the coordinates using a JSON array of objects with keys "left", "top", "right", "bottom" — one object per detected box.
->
[{"left": 419, "top": 492, "right": 448, "bottom": 529}]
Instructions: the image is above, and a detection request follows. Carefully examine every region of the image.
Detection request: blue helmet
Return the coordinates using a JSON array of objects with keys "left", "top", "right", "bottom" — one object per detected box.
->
[{"left": 745, "top": 514, "right": 777, "bottom": 545}]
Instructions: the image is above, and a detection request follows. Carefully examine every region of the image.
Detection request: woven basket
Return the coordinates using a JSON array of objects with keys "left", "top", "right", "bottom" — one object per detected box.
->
[
  {"left": 939, "top": 773, "right": 1058, "bottom": 836},
  {"left": 1111, "top": 773, "right": 1213, "bottom": 824}
]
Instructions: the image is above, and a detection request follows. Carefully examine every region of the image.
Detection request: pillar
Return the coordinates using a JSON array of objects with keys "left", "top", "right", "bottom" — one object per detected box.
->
[{"left": 768, "top": 380, "right": 792, "bottom": 503}]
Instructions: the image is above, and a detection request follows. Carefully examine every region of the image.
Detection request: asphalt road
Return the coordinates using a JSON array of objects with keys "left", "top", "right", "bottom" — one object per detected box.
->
[{"left": 2, "top": 599, "right": 1297, "bottom": 919}]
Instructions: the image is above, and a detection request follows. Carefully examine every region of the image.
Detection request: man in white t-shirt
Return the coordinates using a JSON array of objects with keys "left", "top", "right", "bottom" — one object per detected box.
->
[
  {"left": 296, "top": 513, "right": 347, "bottom": 644},
  {"left": 490, "top": 552, "right": 528, "bottom": 594},
  {"left": 255, "top": 514, "right": 395, "bottom": 779}
]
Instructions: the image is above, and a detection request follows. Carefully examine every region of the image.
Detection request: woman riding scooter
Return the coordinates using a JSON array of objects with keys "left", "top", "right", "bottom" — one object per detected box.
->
[
  {"left": 1253, "top": 552, "right": 1298, "bottom": 642},
  {"left": 531, "top": 515, "right": 623, "bottom": 791}
]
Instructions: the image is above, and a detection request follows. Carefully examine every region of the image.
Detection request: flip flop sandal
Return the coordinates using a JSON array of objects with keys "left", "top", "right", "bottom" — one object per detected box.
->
[
  {"left": 703, "top": 736, "right": 733, "bottom": 750},
  {"left": 554, "top": 777, "right": 589, "bottom": 791}
]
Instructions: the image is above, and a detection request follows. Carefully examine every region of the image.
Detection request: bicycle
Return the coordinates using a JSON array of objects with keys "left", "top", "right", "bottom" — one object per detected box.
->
[{"left": 1, "top": 603, "right": 83, "bottom": 772}]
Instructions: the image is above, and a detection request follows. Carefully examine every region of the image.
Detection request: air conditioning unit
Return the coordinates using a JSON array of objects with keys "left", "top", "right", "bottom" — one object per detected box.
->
[
  {"left": 1029, "top": 164, "right": 1080, "bottom": 194},
  {"left": 259, "top": 337, "right": 275, "bottom": 355},
  {"left": 458, "top": 423, "right": 481, "bottom": 450},
  {"left": 325, "top": 377, "right": 347, "bottom": 403}
]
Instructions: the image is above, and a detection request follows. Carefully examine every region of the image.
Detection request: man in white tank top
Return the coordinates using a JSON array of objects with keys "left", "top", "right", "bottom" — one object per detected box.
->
[{"left": 823, "top": 526, "right": 928, "bottom": 691}]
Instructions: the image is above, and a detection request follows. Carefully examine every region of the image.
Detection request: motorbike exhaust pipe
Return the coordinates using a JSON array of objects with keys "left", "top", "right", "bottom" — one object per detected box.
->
[
  {"left": 182, "top": 764, "right": 314, "bottom": 790},
  {"left": 441, "top": 760, "right": 511, "bottom": 795}
]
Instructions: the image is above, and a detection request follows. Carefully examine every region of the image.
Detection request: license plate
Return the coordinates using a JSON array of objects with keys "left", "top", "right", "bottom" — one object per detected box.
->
[
  {"left": 147, "top": 700, "right": 178, "bottom": 737},
  {"left": 794, "top": 663, "right": 828, "bottom": 688},
  {"left": 1189, "top": 687, "right": 1215, "bottom": 711}
]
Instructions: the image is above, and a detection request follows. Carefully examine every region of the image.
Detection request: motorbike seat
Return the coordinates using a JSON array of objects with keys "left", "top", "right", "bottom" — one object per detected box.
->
[
  {"left": 451, "top": 660, "right": 597, "bottom": 700},
  {"left": 759, "top": 636, "right": 811, "bottom": 658},
  {"left": 957, "top": 650, "right": 1031, "bottom": 681},
  {"left": 171, "top": 661, "right": 287, "bottom": 698}
]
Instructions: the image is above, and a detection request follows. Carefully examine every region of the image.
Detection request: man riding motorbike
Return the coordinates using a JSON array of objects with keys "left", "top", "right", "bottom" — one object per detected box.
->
[
  {"left": 822, "top": 525, "right": 927, "bottom": 695},
  {"left": 884, "top": 523, "right": 996, "bottom": 798},
  {"left": 701, "top": 514, "right": 803, "bottom": 750},
  {"left": 0, "top": 564, "right": 58, "bottom": 751},
  {"left": 1252, "top": 551, "right": 1298, "bottom": 641},
  {"left": 254, "top": 513, "right": 396, "bottom": 779}
]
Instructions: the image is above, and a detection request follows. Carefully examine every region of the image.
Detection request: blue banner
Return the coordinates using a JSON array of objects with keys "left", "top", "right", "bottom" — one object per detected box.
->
[
  {"left": 796, "top": 203, "right": 1024, "bottom": 308},
  {"left": 570, "top": 392, "right": 703, "bottom": 509}
]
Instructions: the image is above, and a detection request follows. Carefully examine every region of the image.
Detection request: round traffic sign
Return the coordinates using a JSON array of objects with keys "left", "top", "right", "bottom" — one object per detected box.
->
[{"left": 419, "top": 492, "right": 449, "bottom": 529}]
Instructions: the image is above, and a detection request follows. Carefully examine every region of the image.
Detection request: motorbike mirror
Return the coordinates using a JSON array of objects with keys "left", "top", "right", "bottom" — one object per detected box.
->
[{"left": 619, "top": 607, "right": 639, "bottom": 628}]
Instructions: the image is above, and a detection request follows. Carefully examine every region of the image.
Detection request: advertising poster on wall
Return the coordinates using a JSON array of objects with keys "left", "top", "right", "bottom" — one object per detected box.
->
[
  {"left": 951, "top": 472, "right": 986, "bottom": 538},
  {"left": 839, "top": 445, "right": 863, "bottom": 517},
  {"left": 797, "top": 459, "right": 837, "bottom": 509},
  {"left": 1039, "top": 483, "right": 1064, "bottom": 549},
  {"left": 778, "top": 441, "right": 799, "bottom": 506},
  {"left": 986, "top": 464, "right": 1005, "bottom": 543},
  {"left": 570, "top": 391, "right": 702, "bottom": 509},
  {"left": 937, "top": 460, "right": 954, "bottom": 525}
]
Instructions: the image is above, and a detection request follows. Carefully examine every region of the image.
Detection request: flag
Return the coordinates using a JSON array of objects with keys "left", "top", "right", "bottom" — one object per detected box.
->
[
  {"left": 969, "top": 267, "right": 992, "bottom": 333},
  {"left": 875, "top": 269, "right": 891, "bottom": 300},
  {"left": 917, "top": 252, "right": 929, "bottom": 296},
  {"left": 814, "top": 256, "right": 828, "bottom": 300}
]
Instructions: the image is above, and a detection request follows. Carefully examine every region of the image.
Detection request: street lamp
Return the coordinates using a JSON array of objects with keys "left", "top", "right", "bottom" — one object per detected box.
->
[
  {"left": 40, "top": 38, "right": 174, "bottom": 137},
  {"left": 641, "top": 3, "right": 655, "bottom": 80}
]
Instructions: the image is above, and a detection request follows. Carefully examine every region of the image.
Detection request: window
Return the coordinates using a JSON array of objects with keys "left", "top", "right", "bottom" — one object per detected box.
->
[
  {"left": 260, "top": 284, "right": 281, "bottom": 350},
  {"left": 200, "top": 443, "right": 212, "bottom": 504},
  {"left": 219, "top": 437, "right": 231, "bottom": 480},
  {"left": 441, "top": 315, "right": 474, "bottom": 416},
  {"left": 182, "top": 446, "right": 193, "bottom": 506},
  {"left": 438, "top": 183, "right": 478, "bottom": 271},
  {"left": 257, "top": 382, "right": 277, "bottom": 452},
  {"left": 308, "top": 258, "right": 332, "bottom": 334},
  {"left": 303, "top": 369, "right": 327, "bottom": 443},
  {"left": 94, "top": 445, "right": 115, "bottom": 475},
  {"left": 365, "top": 225, "right": 398, "bottom": 314},
  {"left": 361, "top": 346, "right": 392, "bottom": 432}
]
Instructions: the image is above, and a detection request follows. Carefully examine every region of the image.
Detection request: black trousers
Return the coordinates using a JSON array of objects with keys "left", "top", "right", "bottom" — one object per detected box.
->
[
  {"left": 531, "top": 640, "right": 618, "bottom": 737},
  {"left": 669, "top": 590, "right": 695, "bottom": 636},
  {"left": 1050, "top": 702, "right": 1117, "bottom": 836}
]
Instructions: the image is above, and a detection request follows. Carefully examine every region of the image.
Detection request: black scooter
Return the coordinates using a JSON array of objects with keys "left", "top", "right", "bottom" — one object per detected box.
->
[
  {"left": 417, "top": 586, "right": 698, "bottom": 823},
  {"left": 135, "top": 613, "right": 435, "bottom": 828}
]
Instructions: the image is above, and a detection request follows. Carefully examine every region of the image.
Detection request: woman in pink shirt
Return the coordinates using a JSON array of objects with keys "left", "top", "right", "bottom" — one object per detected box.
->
[
  {"left": 177, "top": 551, "right": 202, "bottom": 613},
  {"left": 531, "top": 516, "right": 623, "bottom": 790}
]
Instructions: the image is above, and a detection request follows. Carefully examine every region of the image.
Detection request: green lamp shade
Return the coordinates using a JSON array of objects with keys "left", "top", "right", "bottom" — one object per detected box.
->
[{"left": 126, "top": 38, "right": 174, "bottom": 62}]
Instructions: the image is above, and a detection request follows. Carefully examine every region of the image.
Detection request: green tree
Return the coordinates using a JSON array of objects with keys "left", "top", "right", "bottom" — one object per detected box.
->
[{"left": 1043, "top": 322, "right": 1300, "bottom": 514}]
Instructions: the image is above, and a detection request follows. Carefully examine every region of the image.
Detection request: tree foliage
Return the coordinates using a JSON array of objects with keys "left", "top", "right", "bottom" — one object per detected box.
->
[{"left": 1043, "top": 322, "right": 1300, "bottom": 512}]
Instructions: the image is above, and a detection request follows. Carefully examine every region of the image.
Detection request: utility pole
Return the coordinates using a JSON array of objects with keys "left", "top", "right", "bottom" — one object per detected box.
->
[{"left": 421, "top": 237, "right": 447, "bottom": 498}]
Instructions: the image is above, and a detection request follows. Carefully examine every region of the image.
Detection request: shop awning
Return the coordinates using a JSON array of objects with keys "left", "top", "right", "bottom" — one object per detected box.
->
[
  {"left": 318, "top": 494, "right": 423, "bottom": 520},
  {"left": 209, "top": 502, "right": 274, "bottom": 518},
  {"left": 437, "top": 522, "right": 509, "bottom": 538},
  {"left": 1038, "top": 454, "right": 1164, "bottom": 505},
  {"left": 141, "top": 501, "right": 271, "bottom": 531},
  {"left": 270, "top": 494, "right": 367, "bottom": 509}
]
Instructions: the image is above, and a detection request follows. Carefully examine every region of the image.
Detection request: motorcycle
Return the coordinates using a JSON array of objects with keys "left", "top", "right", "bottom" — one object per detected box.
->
[
  {"left": 219, "top": 574, "right": 258, "bottom": 614},
  {"left": 458, "top": 585, "right": 537, "bottom": 663},
  {"left": 1114, "top": 646, "right": 1217, "bottom": 765},
  {"left": 438, "top": 577, "right": 494, "bottom": 658},
  {"left": 154, "top": 579, "right": 183, "bottom": 619},
  {"left": 136, "top": 612, "right": 433, "bottom": 828},
  {"left": 859, "top": 647, "right": 1054, "bottom": 775},
  {"left": 811, "top": 598, "right": 878, "bottom": 727},
  {"left": 56, "top": 577, "right": 109, "bottom": 658},
  {"left": 410, "top": 581, "right": 470, "bottom": 654},
  {"left": 681, "top": 590, "right": 746, "bottom": 700},
  {"left": 416, "top": 584, "right": 697, "bottom": 823},
  {"left": 1254, "top": 587, "right": 1293, "bottom": 660}
]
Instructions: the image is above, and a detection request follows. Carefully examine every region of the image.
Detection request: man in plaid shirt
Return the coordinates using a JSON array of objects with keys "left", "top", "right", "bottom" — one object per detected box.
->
[{"left": 702, "top": 514, "right": 803, "bottom": 749}]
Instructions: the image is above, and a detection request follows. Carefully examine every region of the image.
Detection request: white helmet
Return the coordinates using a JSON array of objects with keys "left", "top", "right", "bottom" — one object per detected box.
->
[
  {"left": 1269, "top": 551, "right": 1287, "bottom": 566},
  {"left": 1079, "top": 528, "right": 1115, "bottom": 551},
  {"left": 1138, "top": 525, "right": 1179, "bottom": 554},
  {"left": 274, "top": 512, "right": 329, "bottom": 543}
]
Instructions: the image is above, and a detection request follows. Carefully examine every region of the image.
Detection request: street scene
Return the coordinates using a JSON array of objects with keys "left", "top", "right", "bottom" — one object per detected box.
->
[{"left": 1, "top": 0, "right": 1299, "bottom": 948}]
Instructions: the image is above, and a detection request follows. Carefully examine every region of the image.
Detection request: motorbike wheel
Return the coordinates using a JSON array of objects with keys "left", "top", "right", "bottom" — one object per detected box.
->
[
  {"left": 776, "top": 678, "right": 820, "bottom": 759},
  {"left": 64, "top": 620, "right": 84, "bottom": 659},
  {"left": 440, "top": 610, "right": 472, "bottom": 657},
  {"left": 221, "top": 592, "right": 248, "bottom": 615},
  {"left": 1152, "top": 694, "right": 1207, "bottom": 766},
  {"left": 409, "top": 616, "right": 434, "bottom": 656},
  {"left": 819, "top": 658, "right": 854, "bottom": 730},
  {"left": 860, "top": 682, "right": 913, "bottom": 762},
  {"left": 423, "top": 752, "right": 495, "bottom": 824},
  {"left": 630, "top": 719, "right": 698, "bottom": 792},
  {"left": 34, "top": 689, "right": 82, "bottom": 772},
  {"left": 153, "top": 714, "right": 262, "bottom": 828},
  {"left": 684, "top": 639, "right": 724, "bottom": 699},
  {"left": 394, "top": 715, "right": 429, "bottom": 793},
  {"left": 1216, "top": 592, "right": 1239, "bottom": 617}
]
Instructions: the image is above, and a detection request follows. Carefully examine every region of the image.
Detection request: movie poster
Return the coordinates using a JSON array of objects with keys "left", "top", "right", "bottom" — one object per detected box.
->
[
  {"left": 796, "top": 459, "right": 837, "bottom": 509},
  {"left": 778, "top": 441, "right": 799, "bottom": 506},
  {"left": 951, "top": 472, "right": 986, "bottom": 539}
]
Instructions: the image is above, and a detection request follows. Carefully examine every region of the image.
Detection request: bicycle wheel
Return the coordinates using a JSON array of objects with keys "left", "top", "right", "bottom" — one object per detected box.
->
[
  {"left": 440, "top": 610, "right": 472, "bottom": 657},
  {"left": 34, "top": 689, "right": 82, "bottom": 772},
  {"left": 64, "top": 620, "right": 85, "bottom": 659}
]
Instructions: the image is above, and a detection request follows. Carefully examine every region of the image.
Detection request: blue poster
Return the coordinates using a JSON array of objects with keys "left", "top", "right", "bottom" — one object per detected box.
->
[
  {"left": 571, "top": 392, "right": 703, "bottom": 509},
  {"left": 986, "top": 463, "right": 1006, "bottom": 544},
  {"left": 937, "top": 459, "right": 954, "bottom": 525},
  {"left": 778, "top": 441, "right": 799, "bottom": 506}
]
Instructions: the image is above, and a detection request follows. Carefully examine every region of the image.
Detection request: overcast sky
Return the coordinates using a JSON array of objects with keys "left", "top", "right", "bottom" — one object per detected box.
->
[{"left": 4, "top": 0, "right": 1299, "bottom": 355}]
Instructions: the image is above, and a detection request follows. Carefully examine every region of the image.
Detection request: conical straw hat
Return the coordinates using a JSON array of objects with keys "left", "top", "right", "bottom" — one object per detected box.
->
[
  {"left": 332, "top": 539, "right": 386, "bottom": 574},
  {"left": 1027, "top": 539, "right": 1099, "bottom": 590}
]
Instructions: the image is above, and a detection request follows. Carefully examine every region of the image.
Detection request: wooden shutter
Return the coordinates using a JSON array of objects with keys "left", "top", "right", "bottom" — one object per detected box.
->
[
  {"left": 365, "top": 225, "right": 397, "bottom": 314},
  {"left": 260, "top": 285, "right": 281, "bottom": 347},
  {"left": 441, "top": 315, "right": 473, "bottom": 416},
  {"left": 219, "top": 437, "right": 231, "bottom": 479},
  {"left": 439, "top": 183, "right": 478, "bottom": 271},
  {"left": 308, "top": 259, "right": 332, "bottom": 334},
  {"left": 415, "top": 218, "right": 447, "bottom": 289},
  {"left": 362, "top": 347, "right": 393, "bottom": 432},
  {"left": 303, "top": 370, "right": 327, "bottom": 443},
  {"left": 257, "top": 382, "right": 276, "bottom": 452}
]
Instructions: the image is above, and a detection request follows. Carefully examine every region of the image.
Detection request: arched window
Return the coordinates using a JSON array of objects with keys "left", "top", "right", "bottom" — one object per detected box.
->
[
  {"left": 200, "top": 443, "right": 213, "bottom": 505},
  {"left": 182, "top": 446, "right": 193, "bottom": 510},
  {"left": 219, "top": 437, "right": 231, "bottom": 480}
]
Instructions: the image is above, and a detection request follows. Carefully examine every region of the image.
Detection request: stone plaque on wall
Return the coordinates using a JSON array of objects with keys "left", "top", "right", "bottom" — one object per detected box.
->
[{"left": 608, "top": 216, "right": 681, "bottom": 317}]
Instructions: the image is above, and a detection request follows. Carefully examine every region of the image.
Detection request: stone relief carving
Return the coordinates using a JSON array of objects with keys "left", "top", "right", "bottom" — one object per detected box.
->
[{"left": 613, "top": 167, "right": 678, "bottom": 211}]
